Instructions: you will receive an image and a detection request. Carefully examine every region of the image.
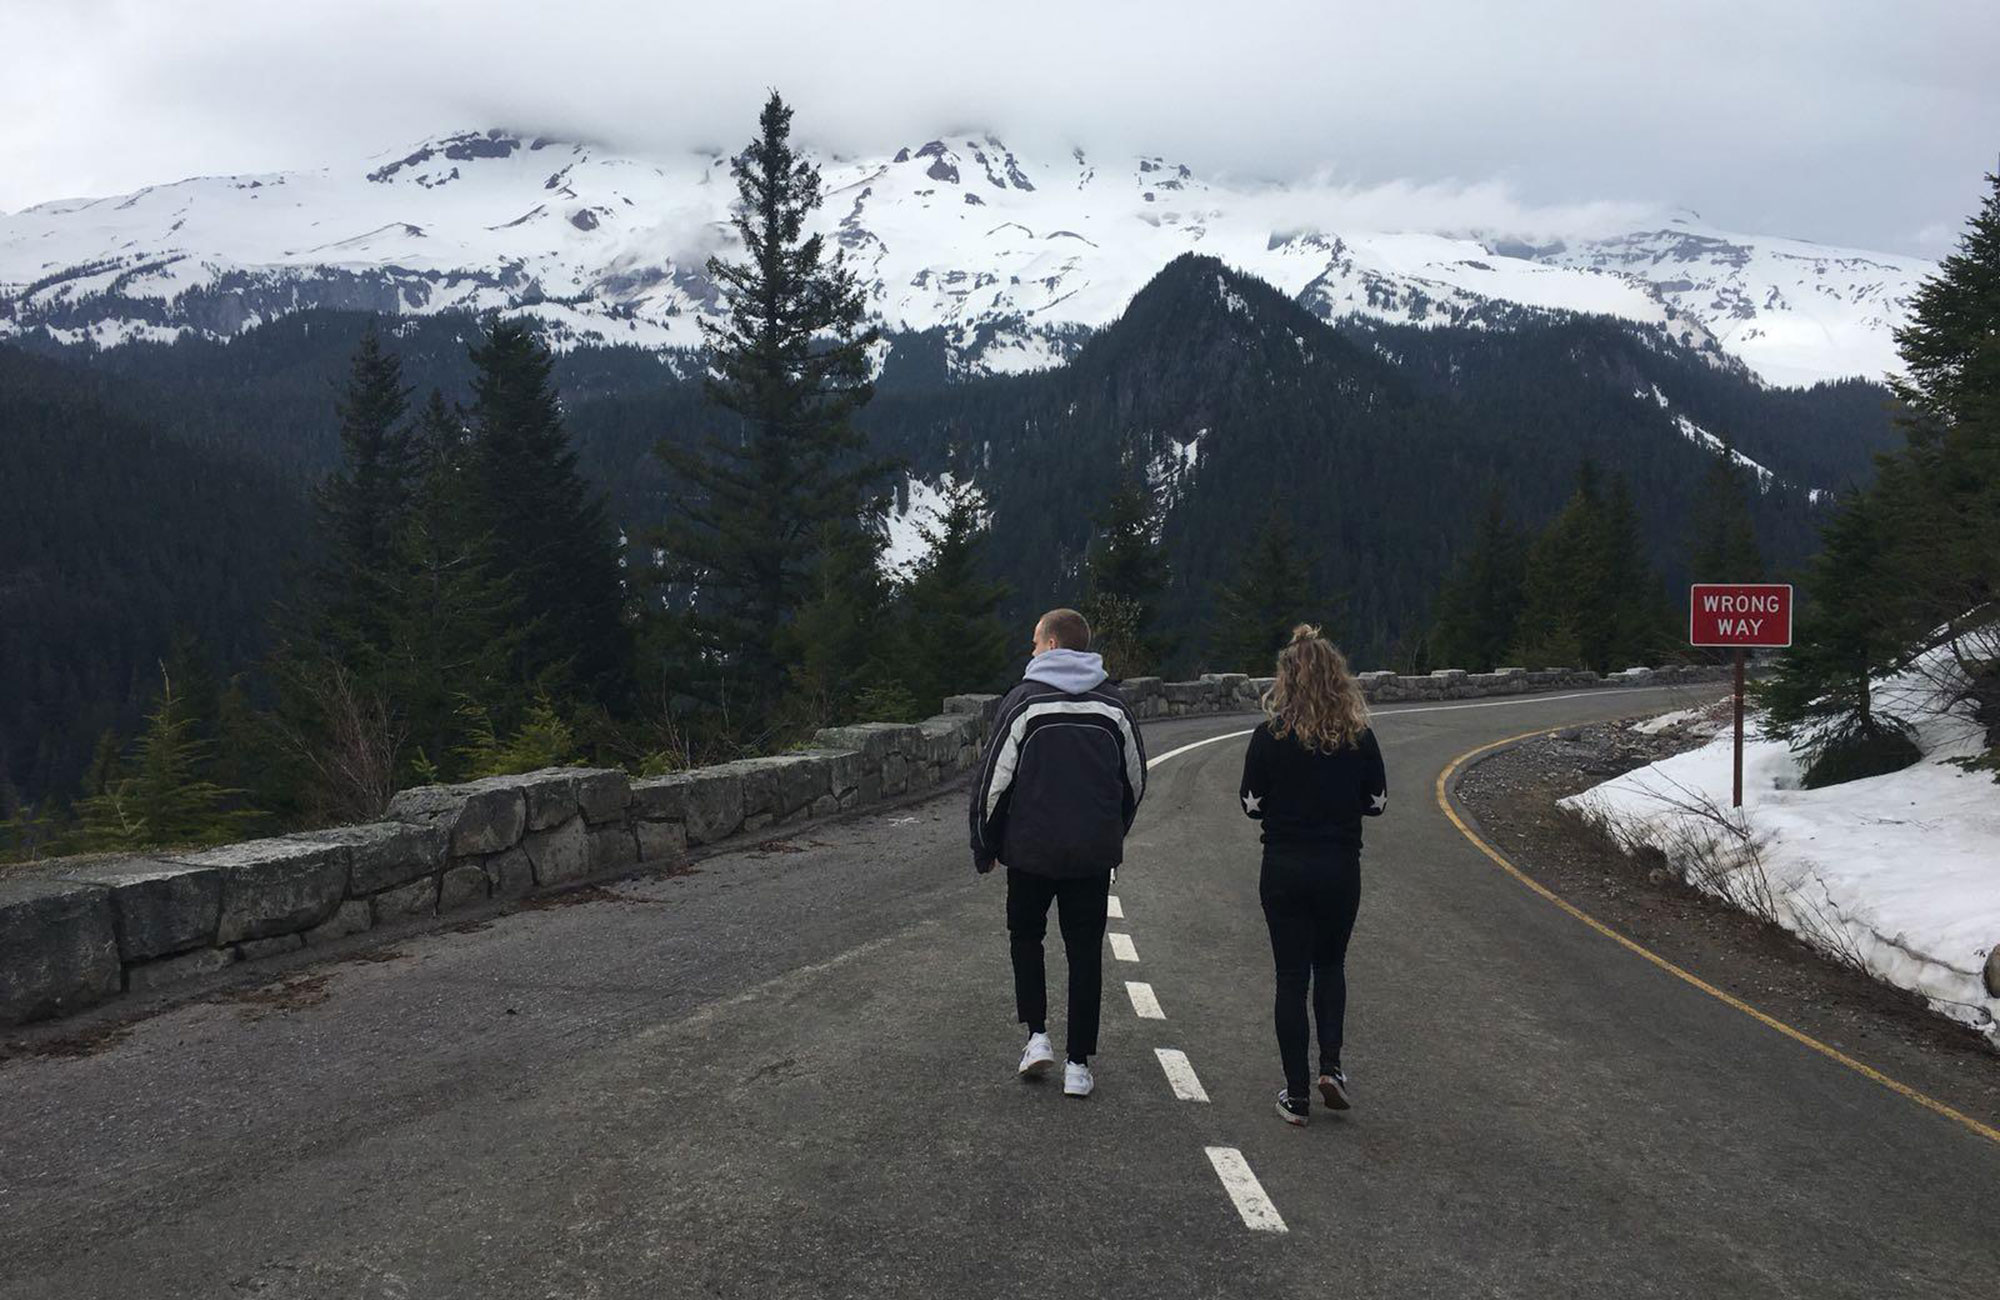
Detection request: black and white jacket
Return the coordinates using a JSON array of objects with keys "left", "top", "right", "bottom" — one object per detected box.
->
[{"left": 969, "top": 650, "right": 1147, "bottom": 879}]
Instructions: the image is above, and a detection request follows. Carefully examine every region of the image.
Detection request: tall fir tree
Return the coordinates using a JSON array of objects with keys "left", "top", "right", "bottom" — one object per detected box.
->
[
  {"left": 1208, "top": 507, "right": 1315, "bottom": 674},
  {"left": 788, "top": 517, "right": 901, "bottom": 726},
  {"left": 315, "top": 325, "right": 417, "bottom": 657},
  {"left": 1763, "top": 489, "right": 1919, "bottom": 783},
  {"left": 1596, "top": 473, "right": 1670, "bottom": 670},
  {"left": 466, "top": 319, "right": 629, "bottom": 706},
  {"left": 1773, "top": 171, "right": 2000, "bottom": 772},
  {"left": 900, "top": 476, "right": 1014, "bottom": 706},
  {"left": 1084, "top": 475, "right": 1171, "bottom": 676},
  {"left": 653, "top": 91, "right": 883, "bottom": 733},
  {"left": 1513, "top": 465, "right": 1669, "bottom": 672},
  {"left": 379, "top": 391, "right": 524, "bottom": 775},
  {"left": 1429, "top": 491, "right": 1528, "bottom": 672},
  {"left": 1687, "top": 439, "right": 1766, "bottom": 584}
]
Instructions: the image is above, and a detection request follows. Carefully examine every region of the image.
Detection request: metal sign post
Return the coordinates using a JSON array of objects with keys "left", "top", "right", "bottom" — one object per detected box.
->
[{"left": 1689, "top": 583, "right": 1794, "bottom": 810}]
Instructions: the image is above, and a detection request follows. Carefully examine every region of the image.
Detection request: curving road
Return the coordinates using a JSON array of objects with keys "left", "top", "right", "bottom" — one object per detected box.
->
[{"left": 2, "top": 686, "right": 1996, "bottom": 1298}]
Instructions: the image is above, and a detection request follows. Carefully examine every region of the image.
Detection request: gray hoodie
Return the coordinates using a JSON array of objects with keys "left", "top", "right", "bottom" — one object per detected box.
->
[{"left": 1021, "top": 648, "right": 1109, "bottom": 694}]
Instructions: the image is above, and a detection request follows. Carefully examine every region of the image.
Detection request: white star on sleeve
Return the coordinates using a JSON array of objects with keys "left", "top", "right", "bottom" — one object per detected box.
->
[
  {"left": 1370, "top": 791, "right": 1389, "bottom": 812},
  {"left": 1242, "top": 792, "right": 1262, "bottom": 814}
]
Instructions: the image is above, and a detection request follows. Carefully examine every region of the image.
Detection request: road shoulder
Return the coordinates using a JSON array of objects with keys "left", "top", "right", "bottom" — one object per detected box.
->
[{"left": 1448, "top": 717, "right": 2000, "bottom": 1140}]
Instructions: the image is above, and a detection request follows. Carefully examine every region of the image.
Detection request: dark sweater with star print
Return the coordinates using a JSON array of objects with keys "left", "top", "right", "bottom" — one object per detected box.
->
[{"left": 1237, "top": 722, "right": 1388, "bottom": 850}]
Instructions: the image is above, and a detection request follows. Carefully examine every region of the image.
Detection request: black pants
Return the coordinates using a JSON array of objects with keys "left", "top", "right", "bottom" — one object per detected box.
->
[
  {"left": 1259, "top": 844, "right": 1362, "bottom": 1096},
  {"left": 1006, "top": 867, "right": 1111, "bottom": 1064}
]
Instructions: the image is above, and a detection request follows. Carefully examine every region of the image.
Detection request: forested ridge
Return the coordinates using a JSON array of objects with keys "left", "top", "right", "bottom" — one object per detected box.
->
[{"left": 2, "top": 233, "right": 1906, "bottom": 823}]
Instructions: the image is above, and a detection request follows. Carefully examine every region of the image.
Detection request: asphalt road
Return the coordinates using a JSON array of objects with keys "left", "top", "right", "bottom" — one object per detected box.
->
[{"left": 2, "top": 685, "right": 1996, "bottom": 1298}]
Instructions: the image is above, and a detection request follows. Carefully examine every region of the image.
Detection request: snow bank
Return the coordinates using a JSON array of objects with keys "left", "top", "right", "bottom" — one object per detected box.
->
[{"left": 1562, "top": 668, "right": 2000, "bottom": 1044}]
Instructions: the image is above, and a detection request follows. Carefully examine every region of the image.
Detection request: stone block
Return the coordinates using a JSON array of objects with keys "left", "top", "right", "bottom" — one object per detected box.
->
[
  {"left": 0, "top": 877, "right": 121, "bottom": 1025},
  {"left": 917, "top": 716, "right": 967, "bottom": 765},
  {"left": 303, "top": 900, "right": 372, "bottom": 945},
  {"left": 438, "top": 865, "right": 490, "bottom": 912},
  {"left": 287, "top": 821, "right": 447, "bottom": 895},
  {"left": 372, "top": 876, "right": 439, "bottom": 924},
  {"left": 808, "top": 794, "right": 840, "bottom": 819},
  {"left": 174, "top": 838, "right": 350, "bottom": 945},
  {"left": 486, "top": 846, "right": 535, "bottom": 899},
  {"left": 575, "top": 768, "right": 633, "bottom": 824},
  {"left": 515, "top": 768, "right": 581, "bottom": 831},
  {"left": 812, "top": 722, "right": 909, "bottom": 766},
  {"left": 722, "top": 754, "right": 832, "bottom": 816},
  {"left": 523, "top": 816, "right": 591, "bottom": 887},
  {"left": 630, "top": 773, "right": 688, "bottom": 821},
  {"left": 588, "top": 825, "right": 640, "bottom": 872},
  {"left": 126, "top": 946, "right": 235, "bottom": 992},
  {"left": 54, "top": 856, "right": 221, "bottom": 961},
  {"left": 1121, "top": 676, "right": 1163, "bottom": 700},
  {"left": 703, "top": 759, "right": 782, "bottom": 818},
  {"left": 636, "top": 819, "right": 689, "bottom": 863},
  {"left": 386, "top": 777, "right": 528, "bottom": 856},
  {"left": 743, "top": 812, "right": 774, "bottom": 835},
  {"left": 1985, "top": 946, "right": 2000, "bottom": 999},
  {"left": 237, "top": 934, "right": 304, "bottom": 961},
  {"left": 942, "top": 693, "right": 1003, "bottom": 727},
  {"left": 637, "top": 768, "right": 745, "bottom": 845},
  {"left": 1162, "top": 681, "right": 1207, "bottom": 705},
  {"left": 881, "top": 752, "right": 909, "bottom": 796}
]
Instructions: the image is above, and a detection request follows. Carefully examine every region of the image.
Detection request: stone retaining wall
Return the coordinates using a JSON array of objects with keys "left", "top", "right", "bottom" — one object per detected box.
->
[{"left": 0, "top": 662, "right": 1733, "bottom": 1027}]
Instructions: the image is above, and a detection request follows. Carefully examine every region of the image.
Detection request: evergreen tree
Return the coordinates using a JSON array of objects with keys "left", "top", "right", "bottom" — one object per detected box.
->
[
  {"left": 1084, "top": 475, "right": 1170, "bottom": 674},
  {"left": 653, "top": 91, "right": 883, "bottom": 732},
  {"left": 1597, "top": 473, "right": 1670, "bottom": 670},
  {"left": 465, "top": 319, "right": 629, "bottom": 704},
  {"left": 68, "top": 666, "right": 254, "bottom": 851},
  {"left": 1208, "top": 507, "right": 1314, "bottom": 674},
  {"left": 787, "top": 518, "right": 900, "bottom": 727},
  {"left": 315, "top": 325, "right": 416, "bottom": 656},
  {"left": 1429, "top": 491, "right": 1527, "bottom": 671},
  {"left": 379, "top": 391, "right": 524, "bottom": 775},
  {"left": 1773, "top": 171, "right": 2000, "bottom": 775},
  {"left": 1513, "top": 466, "right": 1602, "bottom": 669},
  {"left": 1512, "top": 465, "right": 1669, "bottom": 672},
  {"left": 1893, "top": 171, "right": 2000, "bottom": 425},
  {"left": 1763, "top": 490, "right": 1920, "bottom": 784},
  {"left": 900, "top": 476, "right": 1014, "bottom": 705},
  {"left": 1687, "top": 439, "right": 1765, "bottom": 584}
]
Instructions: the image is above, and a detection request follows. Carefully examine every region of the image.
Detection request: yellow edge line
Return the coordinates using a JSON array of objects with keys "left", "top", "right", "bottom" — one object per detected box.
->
[{"left": 1436, "top": 725, "right": 2000, "bottom": 1148}]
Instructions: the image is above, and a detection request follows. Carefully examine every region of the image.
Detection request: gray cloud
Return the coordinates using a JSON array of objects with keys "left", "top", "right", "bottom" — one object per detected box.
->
[{"left": 3, "top": 0, "right": 1995, "bottom": 255}]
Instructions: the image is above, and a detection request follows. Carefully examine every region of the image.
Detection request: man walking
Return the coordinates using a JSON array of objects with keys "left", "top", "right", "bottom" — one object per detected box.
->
[{"left": 970, "top": 608, "right": 1147, "bottom": 1098}]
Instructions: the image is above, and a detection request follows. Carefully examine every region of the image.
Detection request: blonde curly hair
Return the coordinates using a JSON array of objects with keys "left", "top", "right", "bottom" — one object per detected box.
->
[{"left": 1262, "top": 624, "right": 1370, "bottom": 753}]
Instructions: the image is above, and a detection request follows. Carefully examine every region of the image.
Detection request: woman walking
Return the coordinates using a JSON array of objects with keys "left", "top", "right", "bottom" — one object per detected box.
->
[{"left": 1239, "top": 625, "right": 1388, "bottom": 1126}]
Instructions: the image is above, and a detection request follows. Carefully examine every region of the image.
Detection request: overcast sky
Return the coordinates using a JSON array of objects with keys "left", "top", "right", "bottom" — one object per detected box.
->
[{"left": 3, "top": 0, "right": 1995, "bottom": 256}]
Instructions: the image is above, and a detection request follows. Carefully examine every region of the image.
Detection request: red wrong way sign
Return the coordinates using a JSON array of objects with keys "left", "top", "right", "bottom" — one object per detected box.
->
[{"left": 1690, "top": 583, "right": 1793, "bottom": 648}]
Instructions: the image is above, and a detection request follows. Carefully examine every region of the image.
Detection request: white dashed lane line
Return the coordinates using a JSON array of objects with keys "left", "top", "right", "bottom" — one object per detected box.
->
[
  {"left": 1107, "top": 895, "right": 1124, "bottom": 919},
  {"left": 1205, "top": 1147, "right": 1289, "bottom": 1233},
  {"left": 1108, "top": 932, "right": 1140, "bottom": 963},
  {"left": 1154, "top": 1049, "right": 1210, "bottom": 1102},
  {"left": 1125, "top": 981, "right": 1165, "bottom": 1019}
]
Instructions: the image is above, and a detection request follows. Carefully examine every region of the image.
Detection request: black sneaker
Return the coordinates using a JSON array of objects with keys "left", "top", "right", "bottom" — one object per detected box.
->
[
  {"left": 1318, "top": 1068, "right": 1351, "bottom": 1111},
  {"left": 1275, "top": 1089, "right": 1310, "bottom": 1126}
]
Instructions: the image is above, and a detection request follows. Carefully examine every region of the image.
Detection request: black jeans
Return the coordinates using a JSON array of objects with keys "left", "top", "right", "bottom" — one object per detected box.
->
[
  {"left": 1006, "top": 867, "right": 1111, "bottom": 1064},
  {"left": 1259, "top": 843, "right": 1362, "bottom": 1096}
]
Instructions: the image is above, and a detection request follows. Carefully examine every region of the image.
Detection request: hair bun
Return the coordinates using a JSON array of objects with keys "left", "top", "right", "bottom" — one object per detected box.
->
[{"left": 1289, "top": 623, "right": 1321, "bottom": 644}]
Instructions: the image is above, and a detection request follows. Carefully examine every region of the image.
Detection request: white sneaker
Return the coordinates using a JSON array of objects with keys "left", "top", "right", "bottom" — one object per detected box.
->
[
  {"left": 1063, "top": 1060, "right": 1094, "bottom": 1098},
  {"left": 1018, "top": 1032, "right": 1056, "bottom": 1078}
]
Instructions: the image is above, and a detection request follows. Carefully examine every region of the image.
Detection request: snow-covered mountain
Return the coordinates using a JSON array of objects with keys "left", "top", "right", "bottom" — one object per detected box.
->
[{"left": 0, "top": 128, "right": 1931, "bottom": 387}]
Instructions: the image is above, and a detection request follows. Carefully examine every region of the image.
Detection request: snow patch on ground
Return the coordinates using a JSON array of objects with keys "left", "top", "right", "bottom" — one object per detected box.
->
[{"left": 1563, "top": 665, "right": 2000, "bottom": 1044}]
